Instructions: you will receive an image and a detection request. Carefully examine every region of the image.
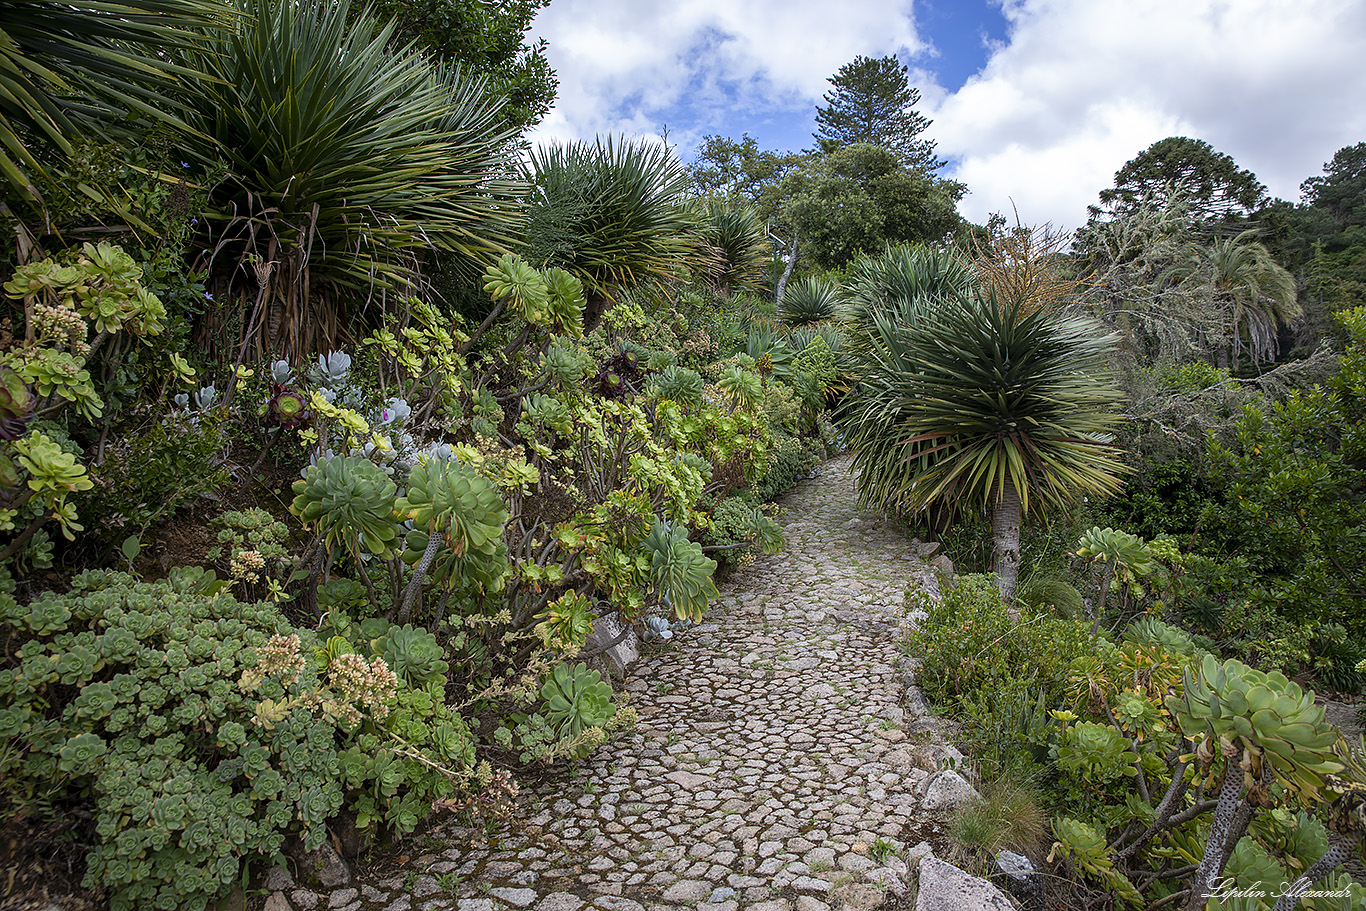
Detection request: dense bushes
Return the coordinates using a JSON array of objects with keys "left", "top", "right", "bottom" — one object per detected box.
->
[
  {"left": 0, "top": 569, "right": 483, "bottom": 910},
  {"left": 905, "top": 574, "right": 1093, "bottom": 709},
  {"left": 907, "top": 577, "right": 1366, "bottom": 909}
]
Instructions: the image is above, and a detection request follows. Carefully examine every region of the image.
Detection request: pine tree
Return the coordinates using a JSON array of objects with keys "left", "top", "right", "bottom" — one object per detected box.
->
[{"left": 812, "top": 54, "right": 941, "bottom": 173}]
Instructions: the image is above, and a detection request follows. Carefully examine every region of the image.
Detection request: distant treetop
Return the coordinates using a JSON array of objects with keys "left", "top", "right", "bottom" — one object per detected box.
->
[{"left": 812, "top": 54, "right": 942, "bottom": 173}]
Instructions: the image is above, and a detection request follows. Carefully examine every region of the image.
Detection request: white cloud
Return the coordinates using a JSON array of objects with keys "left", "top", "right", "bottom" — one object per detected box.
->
[
  {"left": 528, "top": 0, "right": 923, "bottom": 151},
  {"left": 932, "top": 0, "right": 1366, "bottom": 229},
  {"left": 528, "top": 0, "right": 1366, "bottom": 231}
]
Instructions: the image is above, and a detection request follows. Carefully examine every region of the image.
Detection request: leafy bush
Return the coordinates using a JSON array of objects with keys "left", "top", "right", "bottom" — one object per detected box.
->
[
  {"left": 0, "top": 569, "right": 478, "bottom": 910},
  {"left": 904, "top": 574, "right": 1095, "bottom": 708},
  {"left": 80, "top": 413, "right": 230, "bottom": 555},
  {"left": 703, "top": 496, "right": 784, "bottom": 566},
  {"left": 749, "top": 433, "right": 821, "bottom": 503}
]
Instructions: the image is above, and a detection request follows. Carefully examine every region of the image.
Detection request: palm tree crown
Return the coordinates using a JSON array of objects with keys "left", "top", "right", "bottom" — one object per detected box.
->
[
  {"left": 1166, "top": 229, "right": 1300, "bottom": 367},
  {"left": 0, "top": 0, "right": 231, "bottom": 202},
  {"left": 842, "top": 279, "right": 1128, "bottom": 595}
]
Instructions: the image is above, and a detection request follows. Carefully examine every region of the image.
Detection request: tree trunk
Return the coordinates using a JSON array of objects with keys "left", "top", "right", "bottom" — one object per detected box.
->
[
  {"left": 991, "top": 478, "right": 1022, "bottom": 598},
  {"left": 582, "top": 290, "right": 612, "bottom": 334},
  {"left": 1186, "top": 763, "right": 1248, "bottom": 911}
]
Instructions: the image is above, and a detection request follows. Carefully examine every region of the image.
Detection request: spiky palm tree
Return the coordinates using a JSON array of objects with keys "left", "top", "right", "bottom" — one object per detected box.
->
[
  {"left": 181, "top": 0, "right": 525, "bottom": 361},
  {"left": 1166, "top": 230, "right": 1300, "bottom": 368},
  {"left": 780, "top": 277, "right": 843, "bottom": 325},
  {"left": 524, "top": 137, "right": 698, "bottom": 330},
  {"left": 842, "top": 244, "right": 975, "bottom": 331},
  {"left": 0, "top": 0, "right": 232, "bottom": 204},
  {"left": 692, "top": 199, "right": 768, "bottom": 298},
  {"left": 842, "top": 286, "right": 1127, "bottom": 597}
]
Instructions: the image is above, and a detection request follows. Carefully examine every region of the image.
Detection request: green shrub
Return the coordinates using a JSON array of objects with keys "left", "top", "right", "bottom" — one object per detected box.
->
[
  {"left": 703, "top": 496, "right": 784, "bottom": 566},
  {"left": 0, "top": 569, "right": 475, "bottom": 910},
  {"left": 904, "top": 574, "right": 1094, "bottom": 708},
  {"left": 1016, "top": 576, "right": 1085, "bottom": 620},
  {"left": 750, "top": 434, "right": 820, "bottom": 503}
]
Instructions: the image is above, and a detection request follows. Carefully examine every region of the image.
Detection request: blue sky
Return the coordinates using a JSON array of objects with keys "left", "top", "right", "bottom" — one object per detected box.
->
[{"left": 527, "top": 0, "right": 1366, "bottom": 232}]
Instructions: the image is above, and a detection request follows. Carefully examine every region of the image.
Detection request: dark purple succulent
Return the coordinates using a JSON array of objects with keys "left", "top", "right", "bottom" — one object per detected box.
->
[
  {"left": 595, "top": 368, "right": 627, "bottom": 399},
  {"left": 604, "top": 348, "right": 642, "bottom": 381},
  {"left": 0, "top": 367, "right": 34, "bottom": 441},
  {"left": 264, "top": 384, "right": 311, "bottom": 429}
]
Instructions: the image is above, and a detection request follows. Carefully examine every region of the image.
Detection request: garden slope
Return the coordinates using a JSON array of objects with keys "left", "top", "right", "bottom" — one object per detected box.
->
[{"left": 296, "top": 455, "right": 951, "bottom": 911}]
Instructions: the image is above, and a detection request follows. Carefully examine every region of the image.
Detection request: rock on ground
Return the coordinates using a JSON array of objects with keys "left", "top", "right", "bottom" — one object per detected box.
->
[{"left": 914, "top": 856, "right": 1015, "bottom": 911}]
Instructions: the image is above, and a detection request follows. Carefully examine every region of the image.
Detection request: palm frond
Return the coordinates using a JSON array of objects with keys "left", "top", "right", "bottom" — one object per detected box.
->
[
  {"left": 842, "top": 284, "right": 1128, "bottom": 519},
  {"left": 0, "top": 0, "right": 233, "bottom": 201},
  {"left": 525, "top": 136, "right": 699, "bottom": 329},
  {"left": 692, "top": 198, "right": 768, "bottom": 297},
  {"left": 183, "top": 0, "right": 524, "bottom": 360}
]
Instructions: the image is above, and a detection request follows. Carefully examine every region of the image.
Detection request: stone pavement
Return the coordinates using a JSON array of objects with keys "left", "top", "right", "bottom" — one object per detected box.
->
[{"left": 277, "top": 456, "right": 961, "bottom": 911}]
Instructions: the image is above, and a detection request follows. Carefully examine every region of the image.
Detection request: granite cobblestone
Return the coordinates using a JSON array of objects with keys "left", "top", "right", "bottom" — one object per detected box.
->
[{"left": 287, "top": 457, "right": 949, "bottom": 911}]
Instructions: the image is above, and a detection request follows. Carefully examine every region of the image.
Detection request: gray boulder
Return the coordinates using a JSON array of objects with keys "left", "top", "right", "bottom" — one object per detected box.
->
[
  {"left": 585, "top": 610, "right": 639, "bottom": 674},
  {"left": 915, "top": 857, "right": 1015, "bottom": 911},
  {"left": 291, "top": 837, "right": 350, "bottom": 888},
  {"left": 919, "top": 769, "right": 981, "bottom": 810}
]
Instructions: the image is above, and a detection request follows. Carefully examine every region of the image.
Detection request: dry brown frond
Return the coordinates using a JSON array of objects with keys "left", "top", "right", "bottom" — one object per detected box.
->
[{"left": 961, "top": 210, "right": 1093, "bottom": 315}]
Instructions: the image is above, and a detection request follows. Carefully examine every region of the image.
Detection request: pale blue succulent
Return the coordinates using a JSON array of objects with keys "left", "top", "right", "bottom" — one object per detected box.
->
[
  {"left": 173, "top": 392, "right": 189, "bottom": 410},
  {"left": 193, "top": 385, "right": 218, "bottom": 411},
  {"left": 423, "top": 442, "right": 457, "bottom": 462},
  {"left": 643, "top": 616, "right": 673, "bottom": 641},
  {"left": 378, "top": 397, "right": 411, "bottom": 426},
  {"left": 270, "top": 360, "right": 294, "bottom": 384},
  {"left": 313, "top": 350, "right": 352, "bottom": 389}
]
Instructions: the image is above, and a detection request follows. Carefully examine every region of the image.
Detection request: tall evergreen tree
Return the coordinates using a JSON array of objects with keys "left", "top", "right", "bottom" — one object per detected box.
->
[
  {"left": 812, "top": 54, "right": 941, "bottom": 172},
  {"left": 1092, "top": 136, "right": 1267, "bottom": 228},
  {"left": 1301, "top": 142, "right": 1366, "bottom": 230}
]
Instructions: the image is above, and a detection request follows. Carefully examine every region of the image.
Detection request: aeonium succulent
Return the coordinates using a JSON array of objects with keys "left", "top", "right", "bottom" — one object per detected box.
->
[
  {"left": 290, "top": 456, "right": 399, "bottom": 557},
  {"left": 262, "top": 384, "right": 310, "bottom": 429},
  {"left": 0, "top": 367, "right": 35, "bottom": 440}
]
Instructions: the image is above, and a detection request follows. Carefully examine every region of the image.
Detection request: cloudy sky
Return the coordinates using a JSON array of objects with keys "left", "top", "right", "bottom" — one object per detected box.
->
[{"left": 527, "top": 0, "right": 1366, "bottom": 232}]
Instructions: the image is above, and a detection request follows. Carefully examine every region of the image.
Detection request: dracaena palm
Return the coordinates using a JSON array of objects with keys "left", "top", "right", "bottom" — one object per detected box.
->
[
  {"left": 524, "top": 136, "right": 698, "bottom": 330},
  {"left": 780, "top": 277, "right": 844, "bottom": 326},
  {"left": 692, "top": 198, "right": 768, "bottom": 298},
  {"left": 842, "top": 286, "right": 1127, "bottom": 597},
  {"left": 842, "top": 243, "right": 975, "bottom": 330},
  {"left": 1164, "top": 229, "right": 1300, "bottom": 368},
  {"left": 0, "top": 0, "right": 232, "bottom": 203},
  {"left": 182, "top": 0, "right": 524, "bottom": 361}
]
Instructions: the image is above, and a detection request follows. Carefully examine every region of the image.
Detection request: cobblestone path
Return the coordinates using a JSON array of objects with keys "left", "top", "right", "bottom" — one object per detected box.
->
[{"left": 290, "top": 456, "right": 953, "bottom": 911}]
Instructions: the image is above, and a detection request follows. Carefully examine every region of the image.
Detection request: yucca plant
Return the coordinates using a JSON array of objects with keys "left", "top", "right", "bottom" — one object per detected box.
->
[
  {"left": 524, "top": 136, "right": 698, "bottom": 330},
  {"left": 692, "top": 199, "right": 768, "bottom": 298},
  {"left": 779, "top": 277, "right": 843, "bottom": 326},
  {"left": 843, "top": 243, "right": 975, "bottom": 331},
  {"left": 842, "top": 286, "right": 1127, "bottom": 597},
  {"left": 0, "top": 0, "right": 232, "bottom": 203},
  {"left": 182, "top": 0, "right": 524, "bottom": 361}
]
